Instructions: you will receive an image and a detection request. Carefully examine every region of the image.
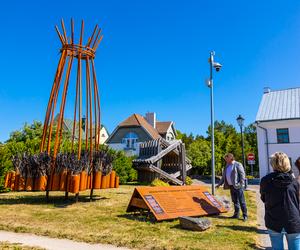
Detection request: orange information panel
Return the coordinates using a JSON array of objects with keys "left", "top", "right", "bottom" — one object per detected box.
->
[{"left": 127, "top": 186, "right": 228, "bottom": 221}]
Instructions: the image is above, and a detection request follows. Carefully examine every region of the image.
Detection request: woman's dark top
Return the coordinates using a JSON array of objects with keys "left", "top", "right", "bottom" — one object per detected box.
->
[{"left": 260, "top": 171, "right": 300, "bottom": 233}]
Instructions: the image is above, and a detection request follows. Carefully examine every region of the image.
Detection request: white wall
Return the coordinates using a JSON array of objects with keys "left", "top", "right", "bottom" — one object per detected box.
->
[
  {"left": 100, "top": 127, "right": 109, "bottom": 144},
  {"left": 257, "top": 119, "right": 300, "bottom": 178},
  {"left": 166, "top": 126, "right": 175, "bottom": 141}
]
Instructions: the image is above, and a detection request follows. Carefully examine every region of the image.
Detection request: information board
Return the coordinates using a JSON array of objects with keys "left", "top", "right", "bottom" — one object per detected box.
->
[{"left": 127, "top": 186, "right": 228, "bottom": 221}]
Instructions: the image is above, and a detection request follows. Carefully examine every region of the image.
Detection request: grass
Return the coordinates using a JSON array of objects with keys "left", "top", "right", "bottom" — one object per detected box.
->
[
  {"left": 0, "top": 241, "right": 44, "bottom": 250},
  {"left": 0, "top": 185, "right": 258, "bottom": 250}
]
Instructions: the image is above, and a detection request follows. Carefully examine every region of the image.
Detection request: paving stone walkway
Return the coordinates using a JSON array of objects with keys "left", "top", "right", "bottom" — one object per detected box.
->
[{"left": 0, "top": 230, "right": 130, "bottom": 250}]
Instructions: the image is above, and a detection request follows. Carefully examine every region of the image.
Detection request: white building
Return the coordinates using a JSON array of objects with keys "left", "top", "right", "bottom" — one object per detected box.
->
[{"left": 256, "top": 87, "right": 300, "bottom": 178}]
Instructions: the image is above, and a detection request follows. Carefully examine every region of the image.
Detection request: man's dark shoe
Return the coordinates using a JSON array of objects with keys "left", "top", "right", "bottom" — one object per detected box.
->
[
  {"left": 230, "top": 215, "right": 239, "bottom": 219},
  {"left": 243, "top": 216, "right": 248, "bottom": 222}
]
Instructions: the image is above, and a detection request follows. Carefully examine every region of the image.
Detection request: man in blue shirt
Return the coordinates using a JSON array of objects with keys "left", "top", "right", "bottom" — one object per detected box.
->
[{"left": 216, "top": 153, "right": 248, "bottom": 221}]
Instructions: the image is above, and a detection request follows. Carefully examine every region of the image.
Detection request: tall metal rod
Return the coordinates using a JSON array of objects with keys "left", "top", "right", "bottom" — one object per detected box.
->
[
  {"left": 91, "top": 59, "right": 100, "bottom": 150},
  {"left": 85, "top": 59, "right": 89, "bottom": 150},
  {"left": 53, "top": 56, "right": 74, "bottom": 158},
  {"left": 92, "top": 59, "right": 98, "bottom": 149},
  {"left": 94, "top": 35, "right": 103, "bottom": 51},
  {"left": 77, "top": 21, "right": 84, "bottom": 159},
  {"left": 91, "top": 28, "right": 101, "bottom": 50},
  {"left": 87, "top": 60, "right": 93, "bottom": 157},
  {"left": 86, "top": 57, "right": 93, "bottom": 156},
  {"left": 40, "top": 51, "right": 66, "bottom": 151},
  {"left": 240, "top": 126, "right": 246, "bottom": 173},
  {"left": 61, "top": 19, "right": 68, "bottom": 44},
  {"left": 209, "top": 51, "right": 215, "bottom": 195},
  {"left": 87, "top": 25, "right": 98, "bottom": 47},
  {"left": 71, "top": 18, "right": 74, "bottom": 45},
  {"left": 46, "top": 53, "right": 68, "bottom": 154},
  {"left": 55, "top": 26, "right": 65, "bottom": 45}
]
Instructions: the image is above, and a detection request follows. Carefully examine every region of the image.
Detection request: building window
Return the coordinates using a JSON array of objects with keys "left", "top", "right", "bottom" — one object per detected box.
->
[
  {"left": 276, "top": 128, "right": 289, "bottom": 143},
  {"left": 122, "top": 132, "right": 138, "bottom": 149}
]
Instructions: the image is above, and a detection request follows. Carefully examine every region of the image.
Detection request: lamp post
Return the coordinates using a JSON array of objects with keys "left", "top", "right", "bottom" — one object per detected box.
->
[
  {"left": 236, "top": 114, "right": 246, "bottom": 171},
  {"left": 207, "top": 51, "right": 222, "bottom": 195}
]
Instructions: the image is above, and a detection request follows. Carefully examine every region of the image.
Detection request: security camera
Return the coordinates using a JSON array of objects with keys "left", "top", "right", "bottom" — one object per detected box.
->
[{"left": 213, "top": 62, "right": 222, "bottom": 72}]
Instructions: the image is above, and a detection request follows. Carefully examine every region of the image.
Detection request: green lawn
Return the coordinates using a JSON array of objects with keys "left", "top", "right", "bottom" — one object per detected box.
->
[{"left": 0, "top": 185, "right": 258, "bottom": 250}]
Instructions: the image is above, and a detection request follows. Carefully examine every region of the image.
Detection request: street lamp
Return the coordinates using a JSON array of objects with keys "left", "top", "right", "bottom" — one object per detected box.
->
[
  {"left": 207, "top": 51, "right": 222, "bottom": 195},
  {"left": 236, "top": 114, "right": 246, "bottom": 171}
]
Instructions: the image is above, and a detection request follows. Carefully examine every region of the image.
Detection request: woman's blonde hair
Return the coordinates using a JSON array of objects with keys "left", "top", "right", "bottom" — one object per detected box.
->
[{"left": 270, "top": 152, "right": 291, "bottom": 173}]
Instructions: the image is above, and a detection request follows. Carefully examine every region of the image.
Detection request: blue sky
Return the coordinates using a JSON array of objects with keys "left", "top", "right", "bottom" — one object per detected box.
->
[{"left": 1, "top": 0, "right": 300, "bottom": 142}]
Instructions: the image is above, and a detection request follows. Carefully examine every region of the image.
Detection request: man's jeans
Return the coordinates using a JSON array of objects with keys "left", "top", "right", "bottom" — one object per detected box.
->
[
  {"left": 268, "top": 229, "right": 300, "bottom": 250},
  {"left": 229, "top": 186, "right": 247, "bottom": 217}
]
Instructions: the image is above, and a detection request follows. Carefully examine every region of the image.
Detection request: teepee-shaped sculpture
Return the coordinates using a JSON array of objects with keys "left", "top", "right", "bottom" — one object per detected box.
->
[
  {"left": 4, "top": 20, "right": 119, "bottom": 199},
  {"left": 40, "top": 19, "right": 102, "bottom": 159}
]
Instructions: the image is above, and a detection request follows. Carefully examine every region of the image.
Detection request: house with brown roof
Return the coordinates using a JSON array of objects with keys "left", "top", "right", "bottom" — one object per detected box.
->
[
  {"left": 54, "top": 115, "right": 109, "bottom": 144},
  {"left": 106, "top": 112, "right": 177, "bottom": 155}
]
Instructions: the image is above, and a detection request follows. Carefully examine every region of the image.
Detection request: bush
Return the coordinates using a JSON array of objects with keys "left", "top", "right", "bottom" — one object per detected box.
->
[
  {"left": 112, "top": 151, "right": 137, "bottom": 184},
  {"left": 150, "top": 179, "right": 170, "bottom": 187},
  {"left": 185, "top": 176, "right": 193, "bottom": 185}
]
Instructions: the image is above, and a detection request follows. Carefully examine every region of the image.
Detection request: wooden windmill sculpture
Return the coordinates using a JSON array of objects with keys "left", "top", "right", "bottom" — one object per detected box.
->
[{"left": 39, "top": 19, "right": 118, "bottom": 200}]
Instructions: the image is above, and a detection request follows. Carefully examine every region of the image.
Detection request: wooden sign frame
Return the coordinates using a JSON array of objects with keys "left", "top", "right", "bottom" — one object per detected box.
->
[{"left": 127, "top": 186, "right": 228, "bottom": 221}]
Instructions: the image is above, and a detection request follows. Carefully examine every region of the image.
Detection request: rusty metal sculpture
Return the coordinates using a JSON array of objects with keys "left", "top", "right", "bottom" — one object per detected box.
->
[
  {"left": 40, "top": 19, "right": 102, "bottom": 158},
  {"left": 40, "top": 19, "right": 103, "bottom": 200},
  {"left": 3, "top": 19, "right": 120, "bottom": 200}
]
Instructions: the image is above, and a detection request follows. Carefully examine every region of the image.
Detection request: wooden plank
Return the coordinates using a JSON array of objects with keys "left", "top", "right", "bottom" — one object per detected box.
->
[
  {"left": 180, "top": 143, "right": 187, "bottom": 185},
  {"left": 131, "top": 197, "right": 149, "bottom": 209},
  {"left": 145, "top": 141, "right": 180, "bottom": 164},
  {"left": 148, "top": 164, "right": 183, "bottom": 185},
  {"left": 127, "top": 186, "right": 228, "bottom": 221},
  {"left": 160, "top": 138, "right": 192, "bottom": 164}
]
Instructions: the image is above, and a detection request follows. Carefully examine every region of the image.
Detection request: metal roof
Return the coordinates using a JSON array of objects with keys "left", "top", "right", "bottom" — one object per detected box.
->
[{"left": 256, "top": 87, "right": 300, "bottom": 122}]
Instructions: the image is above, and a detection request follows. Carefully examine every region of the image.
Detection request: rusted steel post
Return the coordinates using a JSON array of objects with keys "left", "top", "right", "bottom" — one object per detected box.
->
[
  {"left": 61, "top": 19, "right": 68, "bottom": 43},
  {"left": 71, "top": 18, "right": 74, "bottom": 44},
  {"left": 40, "top": 50, "right": 67, "bottom": 152},
  {"left": 85, "top": 58, "right": 89, "bottom": 150},
  {"left": 86, "top": 58, "right": 93, "bottom": 157},
  {"left": 53, "top": 56, "right": 74, "bottom": 158},
  {"left": 91, "top": 59, "right": 101, "bottom": 150},
  {"left": 46, "top": 54, "right": 67, "bottom": 154}
]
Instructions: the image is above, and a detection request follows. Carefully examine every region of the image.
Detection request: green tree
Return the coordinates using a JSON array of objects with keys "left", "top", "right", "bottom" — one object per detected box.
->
[
  {"left": 244, "top": 123, "right": 259, "bottom": 175},
  {"left": 176, "top": 130, "right": 194, "bottom": 149},
  {"left": 187, "top": 138, "right": 210, "bottom": 174}
]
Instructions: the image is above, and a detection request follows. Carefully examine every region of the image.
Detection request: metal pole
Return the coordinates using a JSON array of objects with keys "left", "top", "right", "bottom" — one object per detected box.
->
[
  {"left": 240, "top": 125, "right": 246, "bottom": 173},
  {"left": 210, "top": 51, "right": 215, "bottom": 195}
]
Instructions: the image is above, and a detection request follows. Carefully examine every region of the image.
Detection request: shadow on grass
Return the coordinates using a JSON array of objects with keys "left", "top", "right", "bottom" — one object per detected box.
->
[
  {"left": 247, "top": 243, "right": 271, "bottom": 250},
  {"left": 118, "top": 212, "right": 156, "bottom": 223},
  {"left": 0, "top": 193, "right": 109, "bottom": 208},
  {"left": 211, "top": 215, "right": 232, "bottom": 219},
  {"left": 216, "top": 224, "right": 268, "bottom": 235}
]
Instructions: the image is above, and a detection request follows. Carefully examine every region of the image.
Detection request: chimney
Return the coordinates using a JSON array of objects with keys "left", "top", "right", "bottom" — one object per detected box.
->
[
  {"left": 145, "top": 112, "right": 156, "bottom": 128},
  {"left": 263, "top": 87, "right": 271, "bottom": 94}
]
